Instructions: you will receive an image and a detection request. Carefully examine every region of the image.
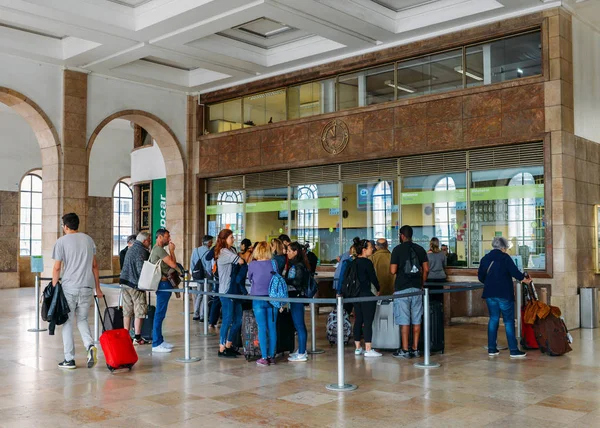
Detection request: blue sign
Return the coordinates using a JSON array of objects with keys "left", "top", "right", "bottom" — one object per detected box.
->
[{"left": 31, "top": 256, "right": 43, "bottom": 273}]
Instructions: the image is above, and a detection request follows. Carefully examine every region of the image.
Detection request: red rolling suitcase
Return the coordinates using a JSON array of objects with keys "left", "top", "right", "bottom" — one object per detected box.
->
[
  {"left": 521, "top": 282, "right": 539, "bottom": 350},
  {"left": 95, "top": 296, "right": 138, "bottom": 372}
]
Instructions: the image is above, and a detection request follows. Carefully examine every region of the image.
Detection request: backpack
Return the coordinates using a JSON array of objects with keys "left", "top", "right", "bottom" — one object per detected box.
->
[
  {"left": 533, "top": 314, "right": 573, "bottom": 356},
  {"left": 326, "top": 310, "right": 352, "bottom": 345},
  {"left": 268, "top": 259, "right": 288, "bottom": 309},
  {"left": 341, "top": 259, "right": 360, "bottom": 298},
  {"left": 403, "top": 243, "right": 421, "bottom": 278},
  {"left": 191, "top": 248, "right": 205, "bottom": 281},
  {"left": 306, "top": 273, "right": 318, "bottom": 298}
]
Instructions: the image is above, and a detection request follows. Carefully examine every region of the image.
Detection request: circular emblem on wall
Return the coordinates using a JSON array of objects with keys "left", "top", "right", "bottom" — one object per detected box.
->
[{"left": 321, "top": 119, "right": 349, "bottom": 155}]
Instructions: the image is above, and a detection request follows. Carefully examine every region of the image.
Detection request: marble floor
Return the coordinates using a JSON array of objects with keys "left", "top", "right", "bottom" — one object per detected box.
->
[{"left": 1, "top": 287, "right": 599, "bottom": 427}]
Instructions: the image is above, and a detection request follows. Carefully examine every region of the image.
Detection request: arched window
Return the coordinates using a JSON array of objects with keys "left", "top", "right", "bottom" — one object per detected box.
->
[
  {"left": 297, "top": 184, "right": 318, "bottom": 248},
  {"left": 372, "top": 181, "right": 392, "bottom": 240},
  {"left": 434, "top": 177, "right": 457, "bottom": 248},
  {"left": 217, "top": 190, "right": 243, "bottom": 242},
  {"left": 113, "top": 181, "right": 133, "bottom": 255},
  {"left": 20, "top": 173, "right": 42, "bottom": 256},
  {"left": 509, "top": 172, "right": 536, "bottom": 253}
]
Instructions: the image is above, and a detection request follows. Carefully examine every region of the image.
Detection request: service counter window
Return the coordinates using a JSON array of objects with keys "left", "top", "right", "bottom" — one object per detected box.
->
[
  {"left": 470, "top": 166, "right": 545, "bottom": 269},
  {"left": 291, "top": 183, "right": 340, "bottom": 265},
  {"left": 245, "top": 187, "right": 288, "bottom": 243},
  {"left": 206, "top": 190, "right": 244, "bottom": 246},
  {"left": 342, "top": 180, "right": 399, "bottom": 252},
  {"left": 206, "top": 99, "right": 242, "bottom": 134},
  {"left": 401, "top": 173, "right": 467, "bottom": 267}
]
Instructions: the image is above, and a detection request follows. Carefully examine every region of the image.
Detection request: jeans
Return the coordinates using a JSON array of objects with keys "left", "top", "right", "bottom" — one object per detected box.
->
[
  {"left": 252, "top": 300, "right": 278, "bottom": 359},
  {"left": 486, "top": 297, "right": 519, "bottom": 352},
  {"left": 152, "top": 281, "right": 172, "bottom": 348},
  {"left": 353, "top": 300, "right": 377, "bottom": 343},
  {"left": 209, "top": 296, "right": 221, "bottom": 326},
  {"left": 290, "top": 302, "right": 307, "bottom": 354},
  {"left": 62, "top": 287, "right": 94, "bottom": 361},
  {"left": 220, "top": 297, "right": 242, "bottom": 346}
]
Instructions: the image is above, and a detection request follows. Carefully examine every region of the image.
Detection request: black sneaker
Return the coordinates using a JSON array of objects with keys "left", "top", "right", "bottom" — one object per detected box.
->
[
  {"left": 192, "top": 316, "right": 200, "bottom": 321},
  {"left": 218, "top": 350, "right": 237, "bottom": 358},
  {"left": 58, "top": 360, "right": 76, "bottom": 370},
  {"left": 411, "top": 348, "right": 421, "bottom": 358},
  {"left": 488, "top": 348, "right": 500, "bottom": 356},
  {"left": 392, "top": 349, "right": 412, "bottom": 359},
  {"left": 510, "top": 350, "right": 527, "bottom": 359},
  {"left": 228, "top": 348, "right": 242, "bottom": 356},
  {"left": 87, "top": 345, "right": 98, "bottom": 368}
]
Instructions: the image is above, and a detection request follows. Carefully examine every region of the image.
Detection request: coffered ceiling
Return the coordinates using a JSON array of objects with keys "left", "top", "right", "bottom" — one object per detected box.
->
[{"left": 0, "top": 0, "right": 568, "bottom": 93}]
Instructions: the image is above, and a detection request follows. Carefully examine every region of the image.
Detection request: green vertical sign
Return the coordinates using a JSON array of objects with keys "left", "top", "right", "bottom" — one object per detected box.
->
[{"left": 152, "top": 178, "right": 167, "bottom": 244}]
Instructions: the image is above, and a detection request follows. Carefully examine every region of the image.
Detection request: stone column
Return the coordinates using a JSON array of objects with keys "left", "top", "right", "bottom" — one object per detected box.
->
[
  {"left": 186, "top": 95, "right": 200, "bottom": 264},
  {"left": 62, "top": 70, "right": 89, "bottom": 233}
]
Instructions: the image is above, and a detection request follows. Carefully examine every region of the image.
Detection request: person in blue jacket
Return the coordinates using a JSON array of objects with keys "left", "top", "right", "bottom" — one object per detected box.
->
[{"left": 478, "top": 236, "right": 532, "bottom": 359}]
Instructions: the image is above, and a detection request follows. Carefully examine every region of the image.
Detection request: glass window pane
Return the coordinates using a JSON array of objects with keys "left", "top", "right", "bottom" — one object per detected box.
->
[
  {"left": 470, "top": 166, "right": 544, "bottom": 269},
  {"left": 466, "top": 31, "right": 541, "bottom": 88},
  {"left": 31, "top": 193, "right": 42, "bottom": 209},
  {"left": 401, "top": 173, "right": 468, "bottom": 267},
  {"left": 31, "top": 240, "right": 42, "bottom": 256},
  {"left": 287, "top": 79, "right": 335, "bottom": 120},
  {"left": 20, "top": 208, "right": 31, "bottom": 224},
  {"left": 292, "top": 184, "right": 340, "bottom": 265},
  {"left": 338, "top": 72, "right": 360, "bottom": 110},
  {"left": 207, "top": 99, "right": 243, "bottom": 134},
  {"left": 32, "top": 225, "right": 42, "bottom": 240},
  {"left": 207, "top": 190, "right": 245, "bottom": 247},
  {"left": 31, "top": 208, "right": 42, "bottom": 225},
  {"left": 31, "top": 175, "right": 42, "bottom": 192},
  {"left": 243, "top": 89, "right": 286, "bottom": 127},
  {"left": 397, "top": 49, "right": 463, "bottom": 99},
  {"left": 21, "top": 192, "right": 31, "bottom": 208},
  {"left": 20, "top": 224, "right": 30, "bottom": 240},
  {"left": 20, "top": 240, "right": 30, "bottom": 256},
  {"left": 245, "top": 188, "right": 289, "bottom": 244},
  {"left": 365, "top": 65, "right": 395, "bottom": 106},
  {"left": 20, "top": 175, "right": 31, "bottom": 192}
]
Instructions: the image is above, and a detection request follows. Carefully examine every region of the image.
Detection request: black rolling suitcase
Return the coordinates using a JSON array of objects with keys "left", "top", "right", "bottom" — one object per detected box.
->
[
  {"left": 276, "top": 309, "right": 296, "bottom": 355},
  {"left": 418, "top": 299, "right": 444, "bottom": 354},
  {"left": 140, "top": 292, "right": 155, "bottom": 342}
]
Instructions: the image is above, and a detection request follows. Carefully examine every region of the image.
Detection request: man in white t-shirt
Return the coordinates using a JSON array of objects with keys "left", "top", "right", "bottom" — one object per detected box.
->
[{"left": 52, "top": 213, "right": 102, "bottom": 370}]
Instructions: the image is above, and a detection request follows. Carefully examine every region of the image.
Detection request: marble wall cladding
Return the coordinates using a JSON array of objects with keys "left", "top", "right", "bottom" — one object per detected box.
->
[
  {"left": 198, "top": 82, "right": 546, "bottom": 177},
  {"left": 87, "top": 196, "right": 113, "bottom": 271},
  {"left": 0, "top": 191, "right": 18, "bottom": 273}
]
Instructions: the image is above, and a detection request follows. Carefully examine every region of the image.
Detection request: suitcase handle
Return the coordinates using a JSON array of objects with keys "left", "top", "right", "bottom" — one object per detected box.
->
[{"left": 93, "top": 295, "right": 114, "bottom": 333}]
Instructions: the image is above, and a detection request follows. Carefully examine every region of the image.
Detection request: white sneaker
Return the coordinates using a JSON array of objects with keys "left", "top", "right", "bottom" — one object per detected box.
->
[
  {"left": 355, "top": 348, "right": 363, "bottom": 355},
  {"left": 152, "top": 344, "right": 172, "bottom": 353},
  {"left": 289, "top": 349, "right": 299, "bottom": 358},
  {"left": 364, "top": 349, "right": 382, "bottom": 358},
  {"left": 162, "top": 342, "right": 174, "bottom": 349},
  {"left": 288, "top": 352, "right": 308, "bottom": 362}
]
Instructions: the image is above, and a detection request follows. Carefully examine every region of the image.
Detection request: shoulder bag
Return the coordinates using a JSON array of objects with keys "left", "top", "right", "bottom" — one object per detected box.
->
[{"left": 138, "top": 260, "right": 161, "bottom": 291}]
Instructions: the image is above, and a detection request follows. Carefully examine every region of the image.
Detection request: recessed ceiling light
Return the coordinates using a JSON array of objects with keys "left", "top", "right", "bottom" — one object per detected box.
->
[
  {"left": 454, "top": 66, "right": 483, "bottom": 81},
  {"left": 384, "top": 80, "right": 416, "bottom": 93}
]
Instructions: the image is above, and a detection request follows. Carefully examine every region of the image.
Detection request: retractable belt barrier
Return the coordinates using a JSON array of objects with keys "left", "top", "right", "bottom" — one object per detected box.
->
[{"left": 32, "top": 272, "right": 486, "bottom": 392}]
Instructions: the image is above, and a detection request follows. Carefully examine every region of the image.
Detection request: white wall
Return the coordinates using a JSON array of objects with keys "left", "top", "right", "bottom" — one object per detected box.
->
[
  {"left": 0, "top": 53, "right": 63, "bottom": 142},
  {"left": 0, "top": 107, "right": 42, "bottom": 191},
  {"left": 87, "top": 75, "right": 187, "bottom": 153},
  {"left": 131, "top": 144, "right": 166, "bottom": 184},
  {"left": 573, "top": 18, "right": 600, "bottom": 144},
  {"left": 88, "top": 119, "right": 133, "bottom": 197}
]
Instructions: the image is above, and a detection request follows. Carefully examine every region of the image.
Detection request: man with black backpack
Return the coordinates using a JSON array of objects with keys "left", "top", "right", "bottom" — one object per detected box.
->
[
  {"left": 390, "top": 225, "right": 429, "bottom": 359},
  {"left": 190, "top": 234, "right": 214, "bottom": 321}
]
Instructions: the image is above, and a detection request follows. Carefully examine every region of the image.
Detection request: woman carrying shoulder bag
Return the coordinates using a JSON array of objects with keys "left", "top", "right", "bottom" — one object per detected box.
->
[{"left": 215, "top": 229, "right": 245, "bottom": 358}]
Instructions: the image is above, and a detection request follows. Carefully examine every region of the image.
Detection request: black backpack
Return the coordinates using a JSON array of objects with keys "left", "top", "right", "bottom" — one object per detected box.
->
[
  {"left": 191, "top": 248, "right": 205, "bottom": 281},
  {"left": 341, "top": 259, "right": 360, "bottom": 298},
  {"left": 403, "top": 243, "right": 421, "bottom": 279}
]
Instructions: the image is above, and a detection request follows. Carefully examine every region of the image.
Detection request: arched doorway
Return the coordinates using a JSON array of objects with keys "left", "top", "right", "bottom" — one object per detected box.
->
[
  {"left": 87, "top": 110, "right": 186, "bottom": 261},
  {"left": 0, "top": 87, "right": 61, "bottom": 280}
]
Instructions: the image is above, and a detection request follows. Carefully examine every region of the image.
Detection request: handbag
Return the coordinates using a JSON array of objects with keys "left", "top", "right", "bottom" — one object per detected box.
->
[{"left": 138, "top": 260, "right": 161, "bottom": 291}]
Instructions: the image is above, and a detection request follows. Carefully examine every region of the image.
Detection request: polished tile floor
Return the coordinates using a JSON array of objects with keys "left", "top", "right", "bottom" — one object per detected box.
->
[{"left": 2, "top": 287, "right": 600, "bottom": 427}]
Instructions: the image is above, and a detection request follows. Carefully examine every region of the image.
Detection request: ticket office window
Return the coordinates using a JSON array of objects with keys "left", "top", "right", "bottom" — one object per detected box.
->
[
  {"left": 470, "top": 166, "right": 545, "bottom": 269},
  {"left": 401, "top": 173, "right": 468, "bottom": 267},
  {"left": 341, "top": 180, "right": 399, "bottom": 252},
  {"left": 245, "top": 188, "right": 288, "bottom": 244},
  {"left": 206, "top": 190, "right": 244, "bottom": 247},
  {"left": 291, "top": 184, "right": 340, "bottom": 265}
]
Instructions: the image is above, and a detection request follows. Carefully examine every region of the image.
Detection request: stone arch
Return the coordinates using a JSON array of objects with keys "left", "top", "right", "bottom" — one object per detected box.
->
[
  {"left": 87, "top": 110, "right": 186, "bottom": 261},
  {"left": 0, "top": 87, "right": 62, "bottom": 280}
]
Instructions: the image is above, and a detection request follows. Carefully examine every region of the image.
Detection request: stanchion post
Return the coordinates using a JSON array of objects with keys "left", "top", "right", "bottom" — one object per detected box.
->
[
  {"left": 326, "top": 296, "right": 357, "bottom": 391},
  {"left": 308, "top": 302, "right": 324, "bottom": 355},
  {"left": 94, "top": 297, "right": 100, "bottom": 344},
  {"left": 197, "top": 278, "right": 216, "bottom": 337},
  {"left": 516, "top": 279, "right": 522, "bottom": 346},
  {"left": 414, "top": 288, "right": 440, "bottom": 369},
  {"left": 176, "top": 280, "right": 201, "bottom": 363},
  {"left": 28, "top": 274, "right": 47, "bottom": 333}
]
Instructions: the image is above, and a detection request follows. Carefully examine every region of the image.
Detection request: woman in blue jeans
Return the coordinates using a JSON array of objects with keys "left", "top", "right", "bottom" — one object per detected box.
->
[
  {"left": 248, "top": 241, "right": 278, "bottom": 366},
  {"left": 214, "top": 229, "right": 245, "bottom": 358},
  {"left": 478, "top": 236, "right": 532, "bottom": 359},
  {"left": 285, "top": 242, "right": 310, "bottom": 362}
]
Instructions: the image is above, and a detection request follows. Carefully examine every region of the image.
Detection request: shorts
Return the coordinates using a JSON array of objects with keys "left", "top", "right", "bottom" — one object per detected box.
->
[
  {"left": 393, "top": 288, "right": 423, "bottom": 326},
  {"left": 122, "top": 286, "right": 148, "bottom": 319}
]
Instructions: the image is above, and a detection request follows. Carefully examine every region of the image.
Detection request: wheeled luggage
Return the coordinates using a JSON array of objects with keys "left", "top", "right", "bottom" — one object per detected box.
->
[
  {"left": 95, "top": 296, "right": 138, "bottom": 372},
  {"left": 276, "top": 308, "right": 295, "bottom": 354},
  {"left": 241, "top": 309, "right": 261, "bottom": 361},
  {"left": 521, "top": 282, "right": 539, "bottom": 349},
  {"left": 104, "top": 305, "right": 124, "bottom": 331},
  {"left": 326, "top": 309, "right": 352, "bottom": 345},
  {"left": 140, "top": 292, "right": 155, "bottom": 342},
  {"left": 372, "top": 300, "right": 400, "bottom": 350},
  {"left": 534, "top": 314, "right": 572, "bottom": 356},
  {"left": 417, "top": 299, "right": 444, "bottom": 354}
]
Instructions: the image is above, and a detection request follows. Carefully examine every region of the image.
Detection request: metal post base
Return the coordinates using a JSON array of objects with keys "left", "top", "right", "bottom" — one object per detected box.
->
[
  {"left": 414, "top": 362, "right": 441, "bottom": 369},
  {"left": 27, "top": 328, "right": 47, "bottom": 333},
  {"left": 176, "top": 357, "right": 201, "bottom": 363},
  {"left": 308, "top": 349, "right": 325, "bottom": 355},
  {"left": 326, "top": 383, "right": 358, "bottom": 392}
]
